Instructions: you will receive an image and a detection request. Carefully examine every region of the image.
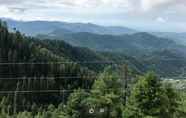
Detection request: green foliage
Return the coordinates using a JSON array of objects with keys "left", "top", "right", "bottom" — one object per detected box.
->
[
  {"left": 46, "top": 31, "right": 176, "bottom": 56},
  {"left": 87, "top": 67, "right": 124, "bottom": 118},
  {"left": 1, "top": 20, "right": 186, "bottom": 118},
  {"left": 124, "top": 72, "right": 180, "bottom": 118},
  {"left": 65, "top": 89, "right": 89, "bottom": 118},
  {"left": 0, "top": 71, "right": 185, "bottom": 118},
  {"left": 41, "top": 30, "right": 186, "bottom": 77},
  {"left": 0, "top": 20, "right": 96, "bottom": 110},
  {"left": 64, "top": 67, "right": 124, "bottom": 118}
]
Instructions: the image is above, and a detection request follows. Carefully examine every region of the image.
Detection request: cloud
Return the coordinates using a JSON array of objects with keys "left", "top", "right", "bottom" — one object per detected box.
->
[
  {"left": 140, "top": 0, "right": 186, "bottom": 12},
  {"left": 0, "top": 0, "right": 131, "bottom": 9},
  {"left": 156, "top": 17, "right": 166, "bottom": 23},
  {"left": 0, "top": 0, "right": 186, "bottom": 32},
  {"left": 0, "top": 0, "right": 185, "bottom": 14},
  {"left": 0, "top": 0, "right": 132, "bottom": 20},
  {"left": 0, "top": 0, "right": 25, "bottom": 5}
]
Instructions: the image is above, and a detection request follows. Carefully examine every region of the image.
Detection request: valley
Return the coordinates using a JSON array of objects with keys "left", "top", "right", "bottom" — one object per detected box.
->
[{"left": 0, "top": 19, "right": 186, "bottom": 118}]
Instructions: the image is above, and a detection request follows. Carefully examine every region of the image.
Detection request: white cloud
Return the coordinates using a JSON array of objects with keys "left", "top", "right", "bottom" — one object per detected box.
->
[
  {"left": 0, "top": 0, "right": 132, "bottom": 21},
  {"left": 156, "top": 17, "right": 166, "bottom": 23},
  {"left": 140, "top": 0, "right": 186, "bottom": 12},
  {"left": 0, "top": 0, "right": 185, "bottom": 14},
  {"left": 0, "top": 0, "right": 186, "bottom": 32},
  {"left": 141, "top": 0, "right": 169, "bottom": 11},
  {"left": 102, "top": 0, "right": 130, "bottom": 8},
  {"left": 54, "top": 0, "right": 97, "bottom": 7},
  {"left": 0, "top": 0, "right": 25, "bottom": 5},
  {"left": 0, "top": 0, "right": 131, "bottom": 9}
]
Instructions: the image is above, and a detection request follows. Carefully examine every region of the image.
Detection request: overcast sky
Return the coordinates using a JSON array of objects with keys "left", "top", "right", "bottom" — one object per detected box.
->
[{"left": 0, "top": 0, "right": 186, "bottom": 32}]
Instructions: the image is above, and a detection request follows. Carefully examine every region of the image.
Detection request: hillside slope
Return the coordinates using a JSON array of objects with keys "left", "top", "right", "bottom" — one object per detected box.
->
[
  {"left": 4, "top": 18, "right": 136, "bottom": 36},
  {"left": 40, "top": 31, "right": 184, "bottom": 56},
  {"left": 151, "top": 32, "right": 186, "bottom": 45},
  {"left": 38, "top": 31, "right": 186, "bottom": 77}
]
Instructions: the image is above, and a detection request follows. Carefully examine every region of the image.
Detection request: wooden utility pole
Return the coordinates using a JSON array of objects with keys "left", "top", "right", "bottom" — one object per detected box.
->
[
  {"left": 14, "top": 82, "right": 20, "bottom": 114},
  {"left": 122, "top": 64, "right": 128, "bottom": 106}
]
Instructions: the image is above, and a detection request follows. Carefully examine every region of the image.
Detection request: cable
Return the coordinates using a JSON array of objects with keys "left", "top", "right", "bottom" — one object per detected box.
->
[
  {"left": 0, "top": 76, "right": 97, "bottom": 80},
  {"left": 0, "top": 61, "right": 117, "bottom": 65},
  {"left": 0, "top": 88, "right": 126, "bottom": 94}
]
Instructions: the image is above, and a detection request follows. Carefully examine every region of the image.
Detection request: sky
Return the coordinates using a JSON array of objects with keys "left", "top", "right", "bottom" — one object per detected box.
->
[{"left": 0, "top": 0, "right": 186, "bottom": 32}]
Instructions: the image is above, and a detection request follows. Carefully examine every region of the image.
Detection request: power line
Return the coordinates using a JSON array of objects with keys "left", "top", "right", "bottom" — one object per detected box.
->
[
  {"left": 0, "top": 86, "right": 176, "bottom": 94},
  {"left": 0, "top": 90, "right": 74, "bottom": 94},
  {"left": 0, "top": 76, "right": 97, "bottom": 80},
  {"left": 0, "top": 61, "right": 117, "bottom": 65},
  {"left": 0, "top": 89, "right": 115, "bottom": 94}
]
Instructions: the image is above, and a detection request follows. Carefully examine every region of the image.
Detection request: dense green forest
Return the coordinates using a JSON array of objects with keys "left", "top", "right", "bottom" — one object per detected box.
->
[
  {"left": 0, "top": 20, "right": 97, "bottom": 111},
  {"left": 38, "top": 30, "right": 186, "bottom": 77},
  {"left": 1, "top": 20, "right": 186, "bottom": 118}
]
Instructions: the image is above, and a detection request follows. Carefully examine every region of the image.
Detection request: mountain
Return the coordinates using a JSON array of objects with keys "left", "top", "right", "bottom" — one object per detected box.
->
[
  {"left": 37, "top": 30, "right": 186, "bottom": 77},
  {"left": 2, "top": 19, "right": 186, "bottom": 77},
  {"left": 2, "top": 20, "right": 143, "bottom": 106},
  {"left": 40, "top": 31, "right": 183, "bottom": 57},
  {"left": 151, "top": 32, "right": 186, "bottom": 45},
  {"left": 0, "top": 19, "right": 145, "bottom": 76},
  {"left": 140, "top": 49, "right": 186, "bottom": 77},
  {"left": 4, "top": 18, "right": 136, "bottom": 36},
  {"left": 0, "top": 20, "right": 95, "bottom": 105}
]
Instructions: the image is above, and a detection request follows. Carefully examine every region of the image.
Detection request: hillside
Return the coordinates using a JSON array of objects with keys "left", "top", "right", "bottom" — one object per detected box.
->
[
  {"left": 4, "top": 18, "right": 136, "bottom": 36},
  {"left": 3, "top": 19, "right": 186, "bottom": 77},
  {"left": 39, "top": 31, "right": 183, "bottom": 56},
  {"left": 151, "top": 32, "right": 186, "bottom": 45},
  {"left": 1, "top": 20, "right": 151, "bottom": 109},
  {"left": 0, "top": 20, "right": 145, "bottom": 86},
  {"left": 37, "top": 30, "right": 186, "bottom": 77},
  {"left": 1, "top": 20, "right": 186, "bottom": 118},
  {"left": 0, "top": 20, "right": 98, "bottom": 106},
  {"left": 140, "top": 49, "right": 186, "bottom": 77}
]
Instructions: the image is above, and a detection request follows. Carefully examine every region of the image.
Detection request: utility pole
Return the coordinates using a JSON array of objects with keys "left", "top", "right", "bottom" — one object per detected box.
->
[
  {"left": 14, "top": 82, "right": 20, "bottom": 115},
  {"left": 122, "top": 64, "right": 128, "bottom": 106}
]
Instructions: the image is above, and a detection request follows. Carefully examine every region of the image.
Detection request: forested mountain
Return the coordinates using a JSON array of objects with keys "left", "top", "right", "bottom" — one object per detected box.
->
[
  {"left": 151, "top": 32, "right": 186, "bottom": 45},
  {"left": 0, "top": 20, "right": 145, "bottom": 111},
  {"left": 1, "top": 19, "right": 186, "bottom": 118},
  {"left": 3, "top": 18, "right": 136, "bottom": 36},
  {"left": 0, "top": 19, "right": 147, "bottom": 76},
  {"left": 33, "top": 39, "right": 148, "bottom": 73},
  {"left": 37, "top": 30, "right": 186, "bottom": 77},
  {"left": 140, "top": 50, "right": 186, "bottom": 77},
  {"left": 0, "top": 20, "right": 98, "bottom": 108},
  {"left": 39, "top": 31, "right": 184, "bottom": 56},
  {"left": 4, "top": 18, "right": 186, "bottom": 49},
  {"left": 2, "top": 18, "right": 186, "bottom": 77}
]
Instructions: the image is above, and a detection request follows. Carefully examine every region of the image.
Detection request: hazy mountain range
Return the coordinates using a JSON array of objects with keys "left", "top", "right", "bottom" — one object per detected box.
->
[
  {"left": 151, "top": 32, "right": 186, "bottom": 45},
  {"left": 2, "top": 18, "right": 186, "bottom": 77},
  {"left": 4, "top": 18, "right": 136, "bottom": 36},
  {"left": 3, "top": 18, "right": 186, "bottom": 45},
  {"left": 38, "top": 30, "right": 185, "bottom": 57},
  {"left": 2, "top": 18, "right": 186, "bottom": 57}
]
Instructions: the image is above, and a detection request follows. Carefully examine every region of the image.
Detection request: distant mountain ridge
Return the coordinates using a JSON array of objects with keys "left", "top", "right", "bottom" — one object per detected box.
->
[
  {"left": 4, "top": 18, "right": 186, "bottom": 47},
  {"left": 2, "top": 18, "right": 186, "bottom": 77},
  {"left": 40, "top": 30, "right": 183, "bottom": 57},
  {"left": 37, "top": 31, "right": 186, "bottom": 77},
  {"left": 151, "top": 32, "right": 186, "bottom": 45},
  {"left": 3, "top": 18, "right": 136, "bottom": 36}
]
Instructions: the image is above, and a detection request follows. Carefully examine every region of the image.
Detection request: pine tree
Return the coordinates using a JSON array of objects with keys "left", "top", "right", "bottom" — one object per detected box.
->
[
  {"left": 124, "top": 72, "right": 179, "bottom": 118},
  {"left": 83, "top": 67, "right": 124, "bottom": 118}
]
